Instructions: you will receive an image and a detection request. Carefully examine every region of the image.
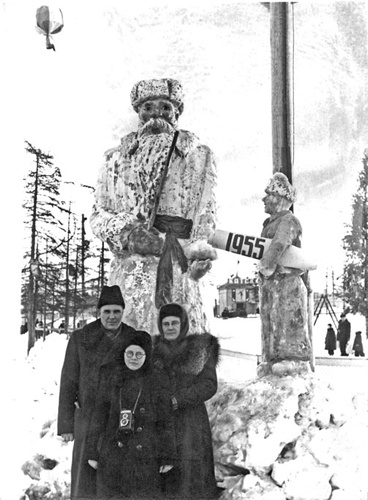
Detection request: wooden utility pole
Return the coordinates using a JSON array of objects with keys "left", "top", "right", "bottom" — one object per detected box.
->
[
  {"left": 270, "top": 3, "right": 314, "bottom": 370},
  {"left": 270, "top": 2, "right": 294, "bottom": 181}
]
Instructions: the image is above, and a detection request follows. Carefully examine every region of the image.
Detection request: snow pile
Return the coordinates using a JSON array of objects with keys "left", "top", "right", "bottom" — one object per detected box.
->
[
  {"left": 208, "top": 371, "right": 368, "bottom": 500},
  {"left": 20, "top": 419, "right": 72, "bottom": 500},
  {"left": 0, "top": 333, "right": 72, "bottom": 500}
]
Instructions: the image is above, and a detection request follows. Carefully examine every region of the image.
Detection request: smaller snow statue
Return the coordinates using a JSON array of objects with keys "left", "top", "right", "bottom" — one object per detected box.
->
[{"left": 257, "top": 173, "right": 312, "bottom": 375}]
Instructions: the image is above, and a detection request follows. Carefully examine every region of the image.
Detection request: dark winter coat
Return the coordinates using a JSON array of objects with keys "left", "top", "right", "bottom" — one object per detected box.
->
[
  {"left": 352, "top": 332, "right": 365, "bottom": 356},
  {"left": 86, "top": 366, "right": 175, "bottom": 499},
  {"left": 337, "top": 319, "right": 351, "bottom": 344},
  {"left": 57, "top": 319, "right": 136, "bottom": 499},
  {"left": 324, "top": 327, "right": 336, "bottom": 351},
  {"left": 152, "top": 333, "right": 220, "bottom": 500}
]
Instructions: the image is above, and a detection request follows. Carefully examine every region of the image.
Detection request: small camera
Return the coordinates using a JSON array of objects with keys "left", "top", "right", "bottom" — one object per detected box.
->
[{"left": 119, "top": 410, "right": 134, "bottom": 432}]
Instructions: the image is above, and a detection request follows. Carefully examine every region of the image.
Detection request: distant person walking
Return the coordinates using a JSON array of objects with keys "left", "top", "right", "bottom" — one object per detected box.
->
[
  {"left": 324, "top": 323, "right": 336, "bottom": 356},
  {"left": 337, "top": 313, "right": 351, "bottom": 356},
  {"left": 352, "top": 331, "right": 365, "bottom": 357}
]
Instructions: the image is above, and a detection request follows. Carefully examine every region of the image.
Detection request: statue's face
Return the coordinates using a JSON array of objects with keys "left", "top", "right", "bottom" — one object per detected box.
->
[
  {"left": 138, "top": 99, "right": 178, "bottom": 132},
  {"left": 262, "top": 193, "right": 290, "bottom": 215}
]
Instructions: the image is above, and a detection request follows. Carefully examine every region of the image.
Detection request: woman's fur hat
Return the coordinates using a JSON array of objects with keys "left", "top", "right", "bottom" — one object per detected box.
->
[{"left": 158, "top": 303, "right": 189, "bottom": 341}]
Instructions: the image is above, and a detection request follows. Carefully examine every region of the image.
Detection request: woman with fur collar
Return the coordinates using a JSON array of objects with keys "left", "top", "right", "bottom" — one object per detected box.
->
[{"left": 152, "top": 303, "right": 220, "bottom": 499}]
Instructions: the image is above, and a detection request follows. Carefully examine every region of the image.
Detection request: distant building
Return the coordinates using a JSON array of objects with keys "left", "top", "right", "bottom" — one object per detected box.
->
[{"left": 216, "top": 274, "right": 259, "bottom": 317}]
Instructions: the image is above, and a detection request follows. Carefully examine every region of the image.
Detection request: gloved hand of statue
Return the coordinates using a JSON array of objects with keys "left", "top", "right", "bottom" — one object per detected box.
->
[
  {"left": 258, "top": 258, "right": 277, "bottom": 278},
  {"left": 186, "top": 240, "right": 216, "bottom": 280},
  {"left": 127, "top": 225, "right": 164, "bottom": 256},
  {"left": 188, "top": 259, "right": 212, "bottom": 281}
]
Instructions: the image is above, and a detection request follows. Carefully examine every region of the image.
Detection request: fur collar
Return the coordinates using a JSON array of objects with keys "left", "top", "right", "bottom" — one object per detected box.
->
[{"left": 152, "top": 333, "right": 220, "bottom": 376}]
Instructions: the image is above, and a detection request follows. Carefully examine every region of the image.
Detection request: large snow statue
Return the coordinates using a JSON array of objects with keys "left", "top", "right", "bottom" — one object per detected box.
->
[
  {"left": 257, "top": 173, "right": 312, "bottom": 374},
  {"left": 90, "top": 78, "right": 217, "bottom": 334}
]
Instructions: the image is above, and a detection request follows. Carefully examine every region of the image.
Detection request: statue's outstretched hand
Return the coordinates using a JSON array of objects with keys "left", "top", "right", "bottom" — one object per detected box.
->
[
  {"left": 188, "top": 259, "right": 212, "bottom": 280},
  {"left": 258, "top": 259, "right": 277, "bottom": 278},
  {"left": 128, "top": 226, "right": 164, "bottom": 256}
]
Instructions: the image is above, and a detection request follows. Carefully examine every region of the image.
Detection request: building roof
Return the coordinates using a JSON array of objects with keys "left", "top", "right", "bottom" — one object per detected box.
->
[{"left": 217, "top": 275, "right": 257, "bottom": 290}]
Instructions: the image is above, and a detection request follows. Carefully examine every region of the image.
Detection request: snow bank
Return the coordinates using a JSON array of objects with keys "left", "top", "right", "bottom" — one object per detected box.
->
[
  {"left": 0, "top": 333, "right": 70, "bottom": 500},
  {"left": 209, "top": 371, "right": 368, "bottom": 499}
]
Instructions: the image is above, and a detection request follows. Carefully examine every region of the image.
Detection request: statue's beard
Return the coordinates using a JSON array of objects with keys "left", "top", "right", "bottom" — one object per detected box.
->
[{"left": 138, "top": 118, "right": 177, "bottom": 137}]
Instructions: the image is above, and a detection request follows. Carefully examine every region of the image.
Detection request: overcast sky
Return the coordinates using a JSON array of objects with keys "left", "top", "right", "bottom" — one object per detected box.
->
[{"left": 2, "top": 0, "right": 368, "bottom": 327}]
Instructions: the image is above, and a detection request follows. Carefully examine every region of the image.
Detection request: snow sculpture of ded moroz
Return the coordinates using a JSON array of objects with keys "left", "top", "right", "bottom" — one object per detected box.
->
[
  {"left": 90, "top": 78, "right": 217, "bottom": 333},
  {"left": 258, "top": 172, "right": 312, "bottom": 373}
]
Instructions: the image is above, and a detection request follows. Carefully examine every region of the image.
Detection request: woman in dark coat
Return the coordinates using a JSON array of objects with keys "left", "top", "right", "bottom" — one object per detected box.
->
[
  {"left": 324, "top": 323, "right": 336, "bottom": 356},
  {"left": 352, "top": 331, "right": 365, "bottom": 357},
  {"left": 86, "top": 330, "right": 175, "bottom": 499},
  {"left": 152, "top": 303, "right": 220, "bottom": 500}
]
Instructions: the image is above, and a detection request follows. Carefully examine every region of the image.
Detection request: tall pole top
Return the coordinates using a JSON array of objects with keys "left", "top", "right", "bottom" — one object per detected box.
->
[{"left": 270, "top": 2, "right": 295, "bottom": 184}]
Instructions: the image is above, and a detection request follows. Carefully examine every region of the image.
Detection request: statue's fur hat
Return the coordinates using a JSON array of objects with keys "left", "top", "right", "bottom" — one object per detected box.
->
[
  {"left": 130, "top": 78, "right": 184, "bottom": 114},
  {"left": 265, "top": 172, "right": 296, "bottom": 203}
]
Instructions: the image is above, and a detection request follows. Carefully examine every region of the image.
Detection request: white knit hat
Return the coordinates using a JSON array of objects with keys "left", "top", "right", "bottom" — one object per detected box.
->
[{"left": 265, "top": 172, "right": 296, "bottom": 203}]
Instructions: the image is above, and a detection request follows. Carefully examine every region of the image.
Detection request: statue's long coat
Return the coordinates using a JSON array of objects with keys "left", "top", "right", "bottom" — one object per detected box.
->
[
  {"left": 57, "top": 319, "right": 136, "bottom": 499},
  {"left": 259, "top": 210, "right": 312, "bottom": 362},
  {"left": 90, "top": 130, "right": 217, "bottom": 334},
  {"left": 152, "top": 333, "right": 220, "bottom": 499}
]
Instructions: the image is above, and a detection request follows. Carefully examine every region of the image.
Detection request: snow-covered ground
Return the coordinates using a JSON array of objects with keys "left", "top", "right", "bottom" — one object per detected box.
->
[
  {"left": 209, "top": 314, "right": 368, "bottom": 358},
  {"left": 1, "top": 317, "right": 367, "bottom": 500},
  {"left": 210, "top": 316, "right": 368, "bottom": 394},
  {"left": 0, "top": 333, "right": 69, "bottom": 500}
]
